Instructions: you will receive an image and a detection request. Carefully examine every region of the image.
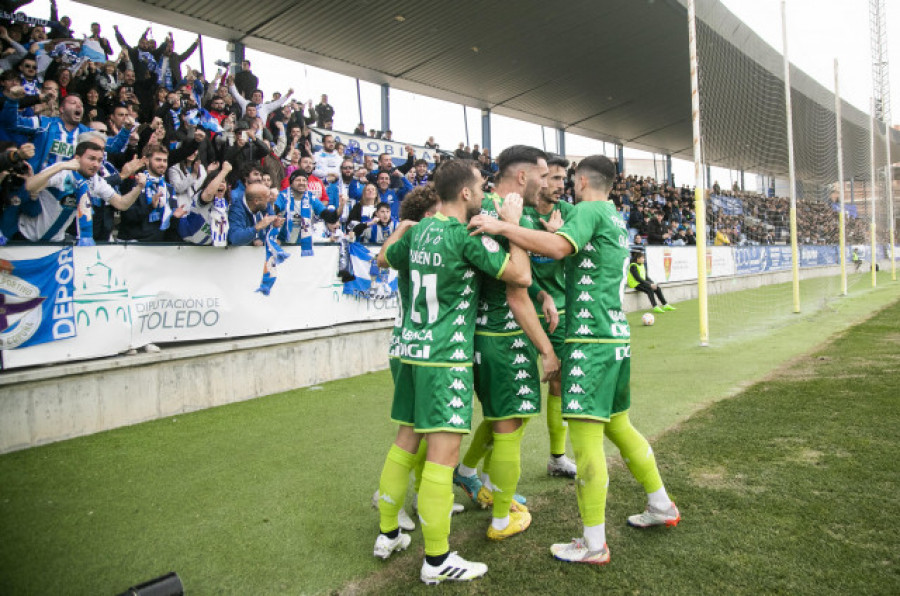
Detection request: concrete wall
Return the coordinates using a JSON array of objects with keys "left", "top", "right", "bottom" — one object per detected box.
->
[
  {"left": 0, "top": 321, "right": 392, "bottom": 454},
  {"left": 0, "top": 262, "right": 879, "bottom": 454}
]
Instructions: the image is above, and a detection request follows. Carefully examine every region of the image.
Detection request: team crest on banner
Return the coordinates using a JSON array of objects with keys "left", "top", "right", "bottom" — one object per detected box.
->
[
  {"left": 0, "top": 248, "right": 77, "bottom": 349},
  {"left": 342, "top": 242, "right": 397, "bottom": 298}
]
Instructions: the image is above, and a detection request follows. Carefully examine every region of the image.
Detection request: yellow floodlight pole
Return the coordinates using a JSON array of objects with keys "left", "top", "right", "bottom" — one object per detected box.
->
[
  {"left": 687, "top": 0, "right": 709, "bottom": 346},
  {"left": 834, "top": 59, "right": 848, "bottom": 295},
  {"left": 782, "top": 0, "right": 801, "bottom": 313}
]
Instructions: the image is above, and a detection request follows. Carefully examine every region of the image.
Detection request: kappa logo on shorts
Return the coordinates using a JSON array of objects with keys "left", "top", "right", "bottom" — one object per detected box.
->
[
  {"left": 518, "top": 401, "right": 537, "bottom": 412},
  {"left": 511, "top": 338, "right": 526, "bottom": 349},
  {"left": 457, "top": 300, "right": 471, "bottom": 310},
  {"left": 516, "top": 385, "right": 534, "bottom": 396},
  {"left": 514, "top": 369, "right": 531, "bottom": 380},
  {"left": 448, "top": 414, "right": 466, "bottom": 426},
  {"left": 462, "top": 286, "right": 473, "bottom": 296},
  {"left": 577, "top": 291, "right": 594, "bottom": 302},
  {"left": 505, "top": 311, "right": 515, "bottom": 319},
  {"left": 512, "top": 354, "right": 528, "bottom": 365},
  {"left": 570, "top": 349, "right": 587, "bottom": 360},
  {"left": 453, "top": 315, "right": 466, "bottom": 326},
  {"left": 566, "top": 399, "right": 583, "bottom": 410},
  {"left": 448, "top": 397, "right": 465, "bottom": 409},
  {"left": 578, "top": 258, "right": 593, "bottom": 269},
  {"left": 450, "top": 349, "right": 467, "bottom": 360},
  {"left": 583, "top": 243, "right": 595, "bottom": 252},
  {"left": 451, "top": 332, "right": 465, "bottom": 342},
  {"left": 504, "top": 321, "right": 520, "bottom": 330},
  {"left": 463, "top": 269, "right": 475, "bottom": 279},
  {"left": 451, "top": 367, "right": 467, "bottom": 372},
  {"left": 568, "top": 384, "right": 586, "bottom": 394},
  {"left": 476, "top": 315, "right": 488, "bottom": 326},
  {"left": 448, "top": 379, "right": 467, "bottom": 391},
  {"left": 575, "top": 309, "right": 593, "bottom": 319},
  {"left": 577, "top": 275, "right": 593, "bottom": 285},
  {"left": 570, "top": 366, "right": 586, "bottom": 377},
  {"left": 575, "top": 325, "right": 594, "bottom": 336}
]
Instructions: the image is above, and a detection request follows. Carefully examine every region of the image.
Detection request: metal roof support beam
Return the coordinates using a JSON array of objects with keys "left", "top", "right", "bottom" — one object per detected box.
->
[
  {"left": 740, "top": 170, "right": 745, "bottom": 191},
  {"left": 482, "top": 108, "right": 492, "bottom": 155},
  {"left": 616, "top": 144, "right": 624, "bottom": 175},
  {"left": 229, "top": 40, "right": 245, "bottom": 71},
  {"left": 706, "top": 164, "right": 712, "bottom": 190},
  {"left": 381, "top": 84, "right": 390, "bottom": 134},
  {"left": 666, "top": 154, "right": 673, "bottom": 185},
  {"left": 556, "top": 129, "right": 566, "bottom": 158}
]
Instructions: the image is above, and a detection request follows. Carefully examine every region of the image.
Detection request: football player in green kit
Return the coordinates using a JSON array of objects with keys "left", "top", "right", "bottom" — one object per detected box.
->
[
  {"left": 452, "top": 145, "right": 561, "bottom": 542},
  {"left": 373, "top": 160, "right": 532, "bottom": 584},
  {"left": 468, "top": 155, "right": 680, "bottom": 565}
]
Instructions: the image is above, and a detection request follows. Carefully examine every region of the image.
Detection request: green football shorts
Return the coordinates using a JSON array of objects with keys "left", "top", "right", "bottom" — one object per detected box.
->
[
  {"left": 473, "top": 332, "right": 542, "bottom": 420},
  {"left": 561, "top": 342, "right": 631, "bottom": 421},
  {"left": 539, "top": 312, "right": 567, "bottom": 363},
  {"left": 391, "top": 362, "right": 474, "bottom": 433}
]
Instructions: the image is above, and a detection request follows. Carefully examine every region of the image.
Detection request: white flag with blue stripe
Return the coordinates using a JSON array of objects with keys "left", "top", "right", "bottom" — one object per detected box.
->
[{"left": 342, "top": 241, "right": 397, "bottom": 298}]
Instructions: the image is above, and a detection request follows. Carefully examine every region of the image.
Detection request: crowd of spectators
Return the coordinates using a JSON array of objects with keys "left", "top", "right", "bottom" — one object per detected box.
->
[{"left": 0, "top": 6, "right": 868, "bottom": 252}]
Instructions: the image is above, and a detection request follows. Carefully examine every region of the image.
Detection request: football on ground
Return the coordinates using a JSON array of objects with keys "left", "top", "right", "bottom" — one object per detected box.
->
[{"left": 642, "top": 313, "right": 655, "bottom": 326}]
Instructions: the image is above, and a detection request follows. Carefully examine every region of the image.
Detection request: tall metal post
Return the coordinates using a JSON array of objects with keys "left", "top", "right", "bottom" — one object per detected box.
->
[
  {"left": 687, "top": 0, "right": 709, "bottom": 346},
  {"left": 380, "top": 83, "right": 390, "bottom": 134},
  {"left": 834, "top": 60, "right": 848, "bottom": 295},
  {"left": 781, "top": 0, "right": 801, "bottom": 313},
  {"left": 869, "top": 98, "right": 879, "bottom": 287},
  {"left": 556, "top": 128, "right": 566, "bottom": 157},
  {"left": 481, "top": 108, "right": 492, "bottom": 154}
]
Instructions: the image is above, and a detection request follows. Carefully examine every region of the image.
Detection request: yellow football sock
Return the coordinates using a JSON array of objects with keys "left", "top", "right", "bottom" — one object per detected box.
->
[
  {"left": 606, "top": 412, "right": 663, "bottom": 494},
  {"left": 568, "top": 419, "right": 608, "bottom": 526},
  {"left": 412, "top": 438, "right": 428, "bottom": 494},
  {"left": 489, "top": 424, "right": 524, "bottom": 518},
  {"left": 378, "top": 444, "right": 417, "bottom": 533},
  {"left": 461, "top": 419, "right": 493, "bottom": 470},
  {"left": 418, "top": 461, "right": 454, "bottom": 556},
  {"left": 547, "top": 393, "right": 567, "bottom": 455}
]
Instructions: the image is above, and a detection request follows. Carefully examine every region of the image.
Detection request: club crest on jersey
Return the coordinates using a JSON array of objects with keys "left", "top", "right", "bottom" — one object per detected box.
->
[
  {"left": 514, "top": 369, "right": 531, "bottom": 380},
  {"left": 566, "top": 399, "right": 583, "bottom": 410},
  {"left": 447, "top": 414, "right": 465, "bottom": 426},
  {"left": 448, "top": 396, "right": 465, "bottom": 409},
  {"left": 448, "top": 379, "right": 467, "bottom": 391},
  {"left": 570, "top": 366, "right": 586, "bottom": 377},
  {"left": 568, "top": 384, "right": 586, "bottom": 394},
  {"left": 577, "top": 291, "right": 594, "bottom": 302},
  {"left": 575, "top": 309, "right": 593, "bottom": 319},
  {"left": 451, "top": 331, "right": 465, "bottom": 342},
  {"left": 570, "top": 349, "right": 586, "bottom": 360},
  {"left": 578, "top": 258, "right": 593, "bottom": 269},
  {"left": 516, "top": 385, "right": 534, "bottom": 396},
  {"left": 578, "top": 275, "right": 593, "bottom": 285},
  {"left": 481, "top": 236, "right": 500, "bottom": 253},
  {"left": 518, "top": 401, "right": 537, "bottom": 412}
]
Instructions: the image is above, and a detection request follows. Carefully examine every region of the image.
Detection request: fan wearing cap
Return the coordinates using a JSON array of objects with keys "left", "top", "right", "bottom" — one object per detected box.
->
[
  {"left": 627, "top": 251, "right": 674, "bottom": 314},
  {"left": 274, "top": 169, "right": 338, "bottom": 255}
]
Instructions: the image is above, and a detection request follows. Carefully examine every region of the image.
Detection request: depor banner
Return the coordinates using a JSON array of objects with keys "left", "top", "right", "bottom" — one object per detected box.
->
[
  {"left": 0, "top": 247, "right": 77, "bottom": 350},
  {"left": 309, "top": 128, "right": 439, "bottom": 168},
  {"left": 1, "top": 244, "right": 397, "bottom": 369}
]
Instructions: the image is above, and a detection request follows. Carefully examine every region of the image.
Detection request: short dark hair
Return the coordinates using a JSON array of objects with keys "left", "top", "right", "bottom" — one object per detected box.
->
[
  {"left": 142, "top": 144, "right": 168, "bottom": 158},
  {"left": 414, "top": 159, "right": 428, "bottom": 168},
  {"left": 400, "top": 183, "right": 440, "bottom": 221},
  {"left": 575, "top": 155, "right": 617, "bottom": 193},
  {"left": 497, "top": 145, "right": 547, "bottom": 176},
  {"left": 375, "top": 201, "right": 391, "bottom": 212},
  {"left": 75, "top": 141, "right": 104, "bottom": 157},
  {"left": 241, "top": 163, "right": 263, "bottom": 180},
  {"left": 434, "top": 159, "right": 480, "bottom": 204},
  {"left": 546, "top": 154, "right": 570, "bottom": 169}
]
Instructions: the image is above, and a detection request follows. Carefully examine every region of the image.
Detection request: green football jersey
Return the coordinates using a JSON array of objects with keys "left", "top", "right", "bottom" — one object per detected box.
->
[
  {"left": 524, "top": 201, "right": 574, "bottom": 315},
  {"left": 386, "top": 212, "right": 511, "bottom": 366},
  {"left": 387, "top": 267, "right": 409, "bottom": 360},
  {"left": 555, "top": 200, "right": 631, "bottom": 343},
  {"left": 475, "top": 194, "right": 539, "bottom": 335}
]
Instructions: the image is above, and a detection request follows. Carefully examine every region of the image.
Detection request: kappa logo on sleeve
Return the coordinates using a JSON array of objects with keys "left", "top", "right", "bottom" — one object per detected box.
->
[
  {"left": 447, "top": 414, "right": 466, "bottom": 426},
  {"left": 570, "top": 349, "right": 587, "bottom": 360}
]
